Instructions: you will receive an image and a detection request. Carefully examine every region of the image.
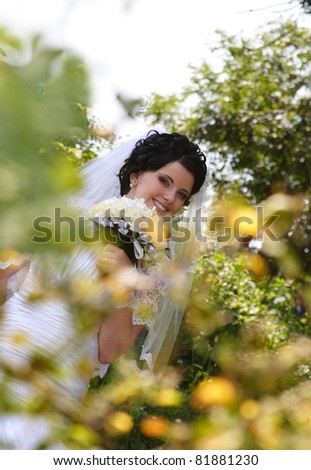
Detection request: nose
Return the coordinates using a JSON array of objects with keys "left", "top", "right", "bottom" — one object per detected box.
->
[{"left": 163, "top": 188, "right": 175, "bottom": 203}]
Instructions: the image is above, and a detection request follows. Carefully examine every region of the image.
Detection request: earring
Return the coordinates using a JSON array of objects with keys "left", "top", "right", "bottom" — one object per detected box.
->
[{"left": 130, "top": 182, "right": 133, "bottom": 188}]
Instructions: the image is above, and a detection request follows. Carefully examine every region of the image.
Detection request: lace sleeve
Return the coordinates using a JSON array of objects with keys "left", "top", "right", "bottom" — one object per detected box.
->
[{"left": 130, "top": 261, "right": 172, "bottom": 328}]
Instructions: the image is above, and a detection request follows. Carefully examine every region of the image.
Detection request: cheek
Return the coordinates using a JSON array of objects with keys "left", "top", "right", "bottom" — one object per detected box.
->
[
  {"left": 175, "top": 200, "right": 185, "bottom": 211},
  {"left": 167, "top": 199, "right": 184, "bottom": 216},
  {"left": 140, "top": 178, "right": 162, "bottom": 196},
  {"left": 135, "top": 178, "right": 154, "bottom": 198}
]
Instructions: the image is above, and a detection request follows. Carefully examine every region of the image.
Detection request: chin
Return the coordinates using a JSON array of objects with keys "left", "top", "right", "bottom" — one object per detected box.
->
[{"left": 157, "top": 210, "right": 173, "bottom": 218}]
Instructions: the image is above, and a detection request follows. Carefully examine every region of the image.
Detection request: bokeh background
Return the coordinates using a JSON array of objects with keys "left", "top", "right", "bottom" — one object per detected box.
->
[{"left": 1, "top": 0, "right": 311, "bottom": 450}]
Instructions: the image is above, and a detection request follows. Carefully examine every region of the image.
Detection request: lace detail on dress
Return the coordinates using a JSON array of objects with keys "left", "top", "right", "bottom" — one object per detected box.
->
[
  {"left": 138, "top": 350, "right": 153, "bottom": 369},
  {"left": 131, "top": 267, "right": 171, "bottom": 327}
]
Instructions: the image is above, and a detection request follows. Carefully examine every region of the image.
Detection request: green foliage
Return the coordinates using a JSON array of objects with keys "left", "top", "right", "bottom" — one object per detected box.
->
[
  {"left": 144, "top": 20, "right": 311, "bottom": 272},
  {"left": 170, "top": 250, "right": 305, "bottom": 391},
  {"left": 146, "top": 21, "right": 311, "bottom": 202},
  {"left": 298, "top": 0, "right": 311, "bottom": 13},
  {"left": 100, "top": 19, "right": 311, "bottom": 449},
  {"left": 85, "top": 248, "right": 311, "bottom": 450},
  {"left": 0, "top": 31, "right": 93, "bottom": 252}
]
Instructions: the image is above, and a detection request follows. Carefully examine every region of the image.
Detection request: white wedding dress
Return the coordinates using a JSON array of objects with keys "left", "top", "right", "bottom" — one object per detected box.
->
[
  {"left": 0, "top": 238, "right": 172, "bottom": 449},
  {"left": 0, "top": 245, "right": 101, "bottom": 449}
]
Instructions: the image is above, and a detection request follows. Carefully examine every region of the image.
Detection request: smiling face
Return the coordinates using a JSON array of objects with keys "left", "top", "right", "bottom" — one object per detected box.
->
[{"left": 126, "top": 161, "right": 194, "bottom": 217}]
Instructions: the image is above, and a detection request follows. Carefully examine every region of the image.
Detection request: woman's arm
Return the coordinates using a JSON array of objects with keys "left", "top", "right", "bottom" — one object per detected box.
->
[
  {"left": 98, "top": 307, "right": 144, "bottom": 364},
  {"left": 96, "top": 243, "right": 143, "bottom": 363}
]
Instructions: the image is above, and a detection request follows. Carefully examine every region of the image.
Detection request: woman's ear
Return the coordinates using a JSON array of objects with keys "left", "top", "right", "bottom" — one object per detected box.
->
[{"left": 129, "top": 173, "right": 138, "bottom": 188}]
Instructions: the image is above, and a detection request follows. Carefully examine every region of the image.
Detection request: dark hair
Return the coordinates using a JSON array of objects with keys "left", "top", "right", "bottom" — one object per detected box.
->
[{"left": 118, "top": 130, "right": 207, "bottom": 203}]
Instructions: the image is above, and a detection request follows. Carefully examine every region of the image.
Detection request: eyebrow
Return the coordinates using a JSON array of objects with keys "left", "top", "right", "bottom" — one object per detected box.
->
[{"left": 160, "top": 173, "right": 191, "bottom": 195}]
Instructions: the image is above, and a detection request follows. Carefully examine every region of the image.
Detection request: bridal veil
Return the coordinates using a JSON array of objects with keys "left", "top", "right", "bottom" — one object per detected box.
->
[{"left": 70, "top": 127, "right": 207, "bottom": 372}]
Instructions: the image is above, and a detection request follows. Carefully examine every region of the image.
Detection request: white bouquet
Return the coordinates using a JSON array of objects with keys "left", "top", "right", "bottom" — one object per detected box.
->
[{"left": 89, "top": 196, "right": 169, "bottom": 265}]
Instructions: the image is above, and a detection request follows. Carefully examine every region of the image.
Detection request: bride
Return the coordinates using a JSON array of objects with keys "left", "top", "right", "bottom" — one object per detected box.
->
[{"left": 0, "top": 129, "right": 207, "bottom": 449}]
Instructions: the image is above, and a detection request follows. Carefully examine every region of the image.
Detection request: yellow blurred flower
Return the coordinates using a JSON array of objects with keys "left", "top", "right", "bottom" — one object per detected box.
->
[
  {"left": 68, "top": 423, "right": 100, "bottom": 447},
  {"left": 105, "top": 411, "right": 133, "bottom": 436},
  {"left": 231, "top": 206, "right": 258, "bottom": 238},
  {"left": 243, "top": 252, "right": 269, "bottom": 280},
  {"left": 108, "top": 381, "right": 141, "bottom": 405},
  {"left": 0, "top": 248, "right": 29, "bottom": 285},
  {"left": 140, "top": 415, "right": 170, "bottom": 439},
  {"left": 10, "top": 332, "right": 29, "bottom": 346},
  {"left": 152, "top": 389, "right": 184, "bottom": 407},
  {"left": 211, "top": 199, "right": 258, "bottom": 242},
  {"left": 69, "top": 276, "right": 105, "bottom": 304},
  {"left": 239, "top": 399, "right": 260, "bottom": 420},
  {"left": 191, "top": 377, "right": 238, "bottom": 410},
  {"left": 0, "top": 248, "right": 23, "bottom": 264},
  {"left": 263, "top": 192, "right": 304, "bottom": 214},
  {"left": 77, "top": 357, "right": 97, "bottom": 379}
]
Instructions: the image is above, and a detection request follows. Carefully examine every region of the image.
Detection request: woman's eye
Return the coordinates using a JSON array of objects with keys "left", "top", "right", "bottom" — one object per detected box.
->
[
  {"left": 178, "top": 192, "right": 187, "bottom": 201},
  {"left": 159, "top": 176, "right": 169, "bottom": 186}
]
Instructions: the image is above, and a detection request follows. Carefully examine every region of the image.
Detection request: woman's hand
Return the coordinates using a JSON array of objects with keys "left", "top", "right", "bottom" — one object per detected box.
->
[
  {"left": 0, "top": 260, "right": 30, "bottom": 305},
  {"left": 96, "top": 244, "right": 133, "bottom": 275}
]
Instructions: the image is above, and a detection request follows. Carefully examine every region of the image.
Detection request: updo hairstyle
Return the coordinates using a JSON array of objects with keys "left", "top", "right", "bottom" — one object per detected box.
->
[{"left": 118, "top": 130, "right": 207, "bottom": 203}]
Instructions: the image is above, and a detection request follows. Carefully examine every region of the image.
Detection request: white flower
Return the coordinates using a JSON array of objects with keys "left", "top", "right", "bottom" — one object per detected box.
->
[
  {"left": 89, "top": 196, "right": 156, "bottom": 232},
  {"left": 88, "top": 196, "right": 170, "bottom": 264}
]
